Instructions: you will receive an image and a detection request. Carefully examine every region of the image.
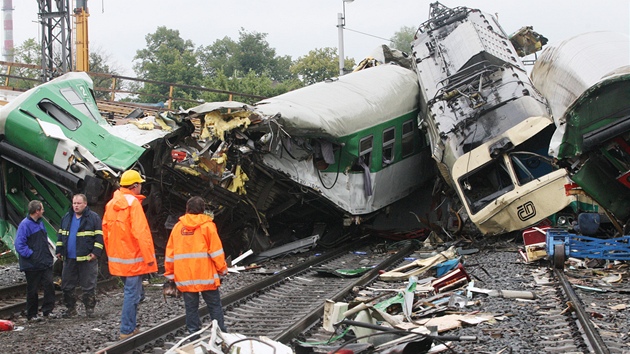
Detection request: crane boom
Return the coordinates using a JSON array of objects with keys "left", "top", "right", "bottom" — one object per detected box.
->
[{"left": 74, "top": 0, "right": 89, "bottom": 72}]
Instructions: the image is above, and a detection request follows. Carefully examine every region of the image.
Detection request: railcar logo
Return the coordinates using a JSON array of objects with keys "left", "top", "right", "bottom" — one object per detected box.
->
[{"left": 517, "top": 201, "right": 536, "bottom": 221}]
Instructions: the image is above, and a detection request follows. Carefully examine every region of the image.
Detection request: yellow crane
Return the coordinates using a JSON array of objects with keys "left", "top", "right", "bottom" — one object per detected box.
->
[{"left": 74, "top": 0, "right": 89, "bottom": 72}]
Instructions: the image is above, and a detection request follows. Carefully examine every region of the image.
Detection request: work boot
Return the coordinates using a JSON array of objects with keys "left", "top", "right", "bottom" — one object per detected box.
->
[
  {"left": 62, "top": 307, "right": 77, "bottom": 318},
  {"left": 119, "top": 328, "right": 140, "bottom": 340},
  {"left": 85, "top": 307, "right": 94, "bottom": 318}
]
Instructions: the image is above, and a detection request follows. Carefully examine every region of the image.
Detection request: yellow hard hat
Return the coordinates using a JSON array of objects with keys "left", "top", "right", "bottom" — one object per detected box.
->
[{"left": 120, "top": 170, "right": 145, "bottom": 186}]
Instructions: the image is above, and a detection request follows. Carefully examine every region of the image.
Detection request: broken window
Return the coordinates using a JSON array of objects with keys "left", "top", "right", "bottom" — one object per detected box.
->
[
  {"left": 402, "top": 120, "right": 414, "bottom": 157},
  {"left": 382, "top": 127, "right": 395, "bottom": 167},
  {"left": 60, "top": 87, "right": 99, "bottom": 123},
  {"left": 359, "top": 135, "right": 373, "bottom": 168},
  {"left": 38, "top": 99, "right": 82, "bottom": 131},
  {"left": 459, "top": 157, "right": 514, "bottom": 214},
  {"left": 509, "top": 152, "right": 554, "bottom": 185}
]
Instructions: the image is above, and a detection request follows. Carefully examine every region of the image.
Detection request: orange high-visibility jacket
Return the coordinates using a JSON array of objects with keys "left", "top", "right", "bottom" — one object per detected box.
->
[
  {"left": 164, "top": 213, "right": 228, "bottom": 292},
  {"left": 102, "top": 188, "right": 158, "bottom": 276}
]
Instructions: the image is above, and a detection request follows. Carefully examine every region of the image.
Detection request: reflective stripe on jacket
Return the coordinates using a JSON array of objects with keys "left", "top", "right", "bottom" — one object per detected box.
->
[
  {"left": 164, "top": 213, "right": 227, "bottom": 293},
  {"left": 102, "top": 188, "right": 157, "bottom": 276},
  {"left": 56, "top": 206, "right": 104, "bottom": 261}
]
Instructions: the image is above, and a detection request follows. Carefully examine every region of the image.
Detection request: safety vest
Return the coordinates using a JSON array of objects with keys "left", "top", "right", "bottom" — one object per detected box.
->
[
  {"left": 164, "top": 213, "right": 227, "bottom": 292},
  {"left": 102, "top": 188, "right": 157, "bottom": 276}
]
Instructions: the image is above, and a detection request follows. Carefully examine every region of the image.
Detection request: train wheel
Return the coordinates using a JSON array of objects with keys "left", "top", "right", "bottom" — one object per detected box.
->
[{"left": 553, "top": 243, "right": 565, "bottom": 269}]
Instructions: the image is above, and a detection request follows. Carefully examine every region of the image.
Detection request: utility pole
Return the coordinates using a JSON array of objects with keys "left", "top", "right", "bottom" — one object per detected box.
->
[
  {"left": 337, "top": 0, "right": 354, "bottom": 76},
  {"left": 38, "top": 0, "right": 72, "bottom": 82}
]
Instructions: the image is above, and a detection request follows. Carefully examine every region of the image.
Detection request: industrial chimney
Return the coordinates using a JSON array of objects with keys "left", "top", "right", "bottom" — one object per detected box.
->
[{"left": 2, "top": 0, "right": 13, "bottom": 63}]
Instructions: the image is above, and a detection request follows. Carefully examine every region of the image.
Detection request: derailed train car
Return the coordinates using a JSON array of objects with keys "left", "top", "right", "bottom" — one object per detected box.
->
[
  {"left": 410, "top": 2, "right": 574, "bottom": 234},
  {"left": 170, "top": 63, "right": 435, "bottom": 254},
  {"left": 0, "top": 72, "right": 194, "bottom": 254},
  {"left": 531, "top": 31, "right": 630, "bottom": 230},
  {"left": 0, "top": 63, "right": 434, "bottom": 259}
]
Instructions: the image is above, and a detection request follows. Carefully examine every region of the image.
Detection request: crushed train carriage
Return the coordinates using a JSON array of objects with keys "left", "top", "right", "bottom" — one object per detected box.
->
[
  {"left": 0, "top": 72, "right": 194, "bottom": 256},
  {"left": 172, "top": 62, "right": 435, "bottom": 253},
  {"left": 0, "top": 63, "right": 436, "bottom": 260},
  {"left": 531, "top": 31, "right": 630, "bottom": 231},
  {"left": 410, "top": 2, "right": 575, "bottom": 235}
]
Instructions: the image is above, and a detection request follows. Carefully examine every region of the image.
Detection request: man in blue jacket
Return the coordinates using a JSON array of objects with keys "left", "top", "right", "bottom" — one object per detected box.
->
[
  {"left": 56, "top": 193, "right": 104, "bottom": 318},
  {"left": 14, "top": 200, "right": 55, "bottom": 321}
]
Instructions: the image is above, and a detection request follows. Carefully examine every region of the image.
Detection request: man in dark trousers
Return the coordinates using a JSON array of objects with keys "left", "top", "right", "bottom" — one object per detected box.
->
[
  {"left": 14, "top": 200, "right": 55, "bottom": 321},
  {"left": 164, "top": 196, "right": 228, "bottom": 336},
  {"left": 56, "top": 193, "right": 104, "bottom": 318}
]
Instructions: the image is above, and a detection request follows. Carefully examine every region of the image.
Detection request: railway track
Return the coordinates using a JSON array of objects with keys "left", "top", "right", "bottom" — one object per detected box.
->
[
  {"left": 0, "top": 278, "right": 119, "bottom": 319},
  {"left": 295, "top": 247, "right": 630, "bottom": 353},
  {"left": 96, "top": 241, "right": 416, "bottom": 353},
  {"left": 3, "top": 241, "right": 628, "bottom": 353}
]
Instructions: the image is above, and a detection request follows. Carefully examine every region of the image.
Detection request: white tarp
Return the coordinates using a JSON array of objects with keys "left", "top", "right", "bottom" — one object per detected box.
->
[{"left": 254, "top": 64, "right": 420, "bottom": 138}]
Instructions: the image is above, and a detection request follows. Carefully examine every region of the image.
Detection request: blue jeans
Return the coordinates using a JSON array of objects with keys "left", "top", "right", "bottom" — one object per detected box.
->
[
  {"left": 120, "top": 276, "right": 143, "bottom": 334},
  {"left": 183, "top": 289, "right": 227, "bottom": 334}
]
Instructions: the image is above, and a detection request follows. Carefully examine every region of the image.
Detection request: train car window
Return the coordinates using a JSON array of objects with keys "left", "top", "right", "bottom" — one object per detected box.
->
[
  {"left": 460, "top": 158, "right": 514, "bottom": 214},
  {"left": 38, "top": 99, "right": 82, "bottom": 131},
  {"left": 402, "top": 120, "right": 414, "bottom": 157},
  {"left": 510, "top": 152, "right": 554, "bottom": 185},
  {"left": 359, "top": 135, "right": 373, "bottom": 168},
  {"left": 382, "top": 127, "right": 395, "bottom": 166},
  {"left": 60, "top": 87, "right": 98, "bottom": 123}
]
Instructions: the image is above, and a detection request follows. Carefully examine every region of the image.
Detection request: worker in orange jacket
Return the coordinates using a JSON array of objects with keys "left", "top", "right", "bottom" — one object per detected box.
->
[
  {"left": 102, "top": 170, "right": 157, "bottom": 340},
  {"left": 164, "top": 196, "right": 228, "bottom": 335}
]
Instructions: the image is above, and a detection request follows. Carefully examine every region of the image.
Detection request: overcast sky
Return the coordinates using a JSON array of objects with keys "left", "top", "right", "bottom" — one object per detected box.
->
[{"left": 8, "top": 0, "right": 630, "bottom": 76}]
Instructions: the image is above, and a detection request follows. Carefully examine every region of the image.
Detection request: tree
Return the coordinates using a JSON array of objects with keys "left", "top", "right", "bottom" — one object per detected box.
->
[
  {"left": 9, "top": 38, "right": 41, "bottom": 90},
  {"left": 88, "top": 47, "right": 123, "bottom": 100},
  {"left": 389, "top": 25, "right": 417, "bottom": 54},
  {"left": 200, "top": 69, "right": 303, "bottom": 105},
  {"left": 290, "top": 47, "right": 355, "bottom": 86},
  {"left": 133, "top": 26, "right": 203, "bottom": 105},
  {"left": 197, "top": 29, "right": 296, "bottom": 82}
]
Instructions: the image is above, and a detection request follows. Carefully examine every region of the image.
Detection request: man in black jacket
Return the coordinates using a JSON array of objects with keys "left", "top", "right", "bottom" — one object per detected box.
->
[
  {"left": 14, "top": 200, "right": 55, "bottom": 321},
  {"left": 56, "top": 194, "right": 104, "bottom": 318}
]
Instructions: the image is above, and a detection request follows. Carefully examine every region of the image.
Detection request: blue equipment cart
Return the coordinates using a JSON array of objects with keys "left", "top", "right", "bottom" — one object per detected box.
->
[{"left": 546, "top": 229, "right": 630, "bottom": 269}]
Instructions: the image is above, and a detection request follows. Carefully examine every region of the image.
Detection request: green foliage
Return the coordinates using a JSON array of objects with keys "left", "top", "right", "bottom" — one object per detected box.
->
[
  {"left": 389, "top": 25, "right": 417, "bottom": 54},
  {"left": 197, "top": 28, "right": 296, "bottom": 83},
  {"left": 290, "top": 47, "right": 355, "bottom": 86},
  {"left": 9, "top": 38, "right": 41, "bottom": 90},
  {"left": 200, "top": 70, "right": 303, "bottom": 105},
  {"left": 88, "top": 48, "right": 122, "bottom": 100},
  {"left": 133, "top": 26, "right": 204, "bottom": 105}
]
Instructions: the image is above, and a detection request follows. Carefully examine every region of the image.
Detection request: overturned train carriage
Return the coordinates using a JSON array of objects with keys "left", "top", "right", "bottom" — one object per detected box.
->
[
  {"left": 174, "top": 64, "right": 435, "bottom": 255},
  {"left": 531, "top": 31, "right": 630, "bottom": 229},
  {"left": 0, "top": 72, "right": 194, "bottom": 254},
  {"left": 411, "top": 2, "right": 573, "bottom": 234}
]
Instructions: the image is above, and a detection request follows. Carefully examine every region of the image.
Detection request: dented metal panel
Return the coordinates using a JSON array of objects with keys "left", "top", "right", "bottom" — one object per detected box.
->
[
  {"left": 411, "top": 2, "right": 570, "bottom": 235},
  {"left": 452, "top": 117, "right": 572, "bottom": 234},
  {"left": 531, "top": 31, "right": 630, "bottom": 157}
]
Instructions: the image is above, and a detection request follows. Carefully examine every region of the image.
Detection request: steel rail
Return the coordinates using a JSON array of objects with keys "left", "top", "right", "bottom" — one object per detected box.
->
[
  {"left": 96, "top": 241, "right": 361, "bottom": 354},
  {"left": 273, "top": 242, "right": 416, "bottom": 344},
  {"left": 554, "top": 268, "right": 610, "bottom": 354},
  {"left": 0, "top": 277, "right": 119, "bottom": 319}
]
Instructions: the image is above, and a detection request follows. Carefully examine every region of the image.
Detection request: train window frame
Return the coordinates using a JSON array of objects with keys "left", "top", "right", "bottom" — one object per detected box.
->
[
  {"left": 401, "top": 120, "right": 414, "bottom": 158},
  {"left": 37, "top": 99, "right": 82, "bottom": 131},
  {"left": 459, "top": 157, "right": 515, "bottom": 214},
  {"left": 382, "top": 127, "right": 395, "bottom": 167},
  {"left": 60, "top": 87, "right": 99, "bottom": 123},
  {"left": 359, "top": 135, "right": 373, "bottom": 168}
]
